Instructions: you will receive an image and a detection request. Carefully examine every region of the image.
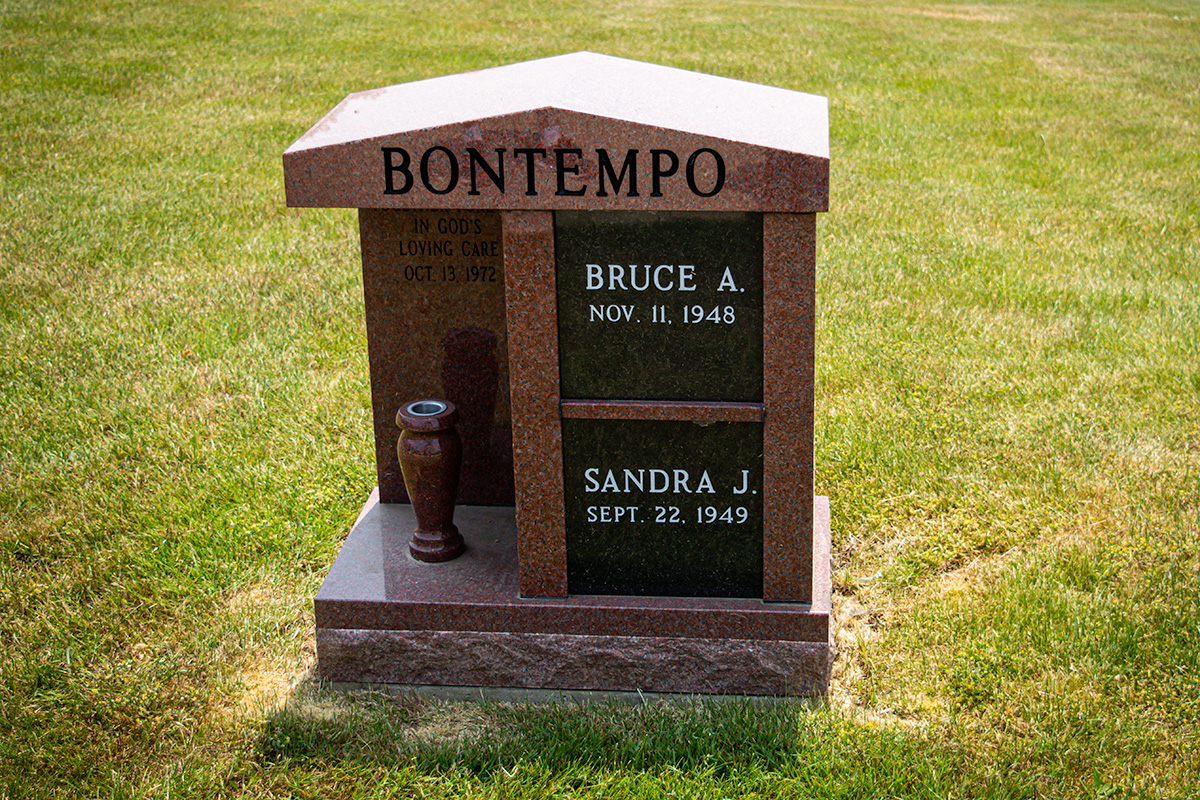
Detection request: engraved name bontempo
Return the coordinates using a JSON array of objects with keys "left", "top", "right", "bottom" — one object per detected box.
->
[{"left": 382, "top": 147, "right": 726, "bottom": 199}]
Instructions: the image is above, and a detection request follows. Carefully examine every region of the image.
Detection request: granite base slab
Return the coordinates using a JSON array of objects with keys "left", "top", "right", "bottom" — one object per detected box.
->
[
  {"left": 315, "top": 492, "right": 832, "bottom": 697},
  {"left": 326, "top": 682, "right": 824, "bottom": 706}
]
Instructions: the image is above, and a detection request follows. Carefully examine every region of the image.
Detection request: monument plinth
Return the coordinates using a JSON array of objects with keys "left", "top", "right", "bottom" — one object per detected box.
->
[{"left": 284, "top": 52, "right": 833, "bottom": 696}]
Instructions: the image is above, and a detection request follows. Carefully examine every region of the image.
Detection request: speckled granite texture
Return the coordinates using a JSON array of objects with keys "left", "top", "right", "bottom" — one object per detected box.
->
[
  {"left": 763, "top": 213, "right": 817, "bottom": 602},
  {"left": 284, "top": 52, "right": 829, "bottom": 213},
  {"left": 560, "top": 399, "right": 763, "bottom": 422},
  {"left": 291, "top": 54, "right": 834, "bottom": 694},
  {"left": 317, "top": 629, "right": 832, "bottom": 697},
  {"left": 501, "top": 211, "right": 567, "bottom": 597},
  {"left": 359, "top": 209, "right": 514, "bottom": 506},
  {"left": 314, "top": 496, "right": 831, "bottom": 696}
]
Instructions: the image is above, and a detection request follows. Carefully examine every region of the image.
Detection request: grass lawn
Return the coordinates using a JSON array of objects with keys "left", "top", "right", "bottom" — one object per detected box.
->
[{"left": 2, "top": 0, "right": 1198, "bottom": 797}]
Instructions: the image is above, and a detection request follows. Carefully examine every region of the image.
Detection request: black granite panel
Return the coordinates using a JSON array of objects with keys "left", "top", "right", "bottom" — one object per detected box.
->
[
  {"left": 555, "top": 212, "right": 763, "bottom": 401},
  {"left": 562, "top": 418, "right": 763, "bottom": 598}
]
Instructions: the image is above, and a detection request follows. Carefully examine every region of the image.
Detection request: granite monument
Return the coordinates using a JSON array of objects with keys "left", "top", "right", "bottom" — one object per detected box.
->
[{"left": 283, "top": 51, "right": 832, "bottom": 696}]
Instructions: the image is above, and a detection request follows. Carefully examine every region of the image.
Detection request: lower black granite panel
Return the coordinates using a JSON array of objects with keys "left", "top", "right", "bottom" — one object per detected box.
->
[{"left": 562, "top": 418, "right": 763, "bottom": 598}]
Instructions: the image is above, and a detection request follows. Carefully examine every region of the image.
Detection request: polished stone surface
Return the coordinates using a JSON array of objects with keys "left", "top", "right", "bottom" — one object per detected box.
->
[
  {"left": 502, "top": 211, "right": 818, "bottom": 602},
  {"left": 395, "top": 400, "right": 465, "bottom": 562},
  {"left": 359, "top": 209, "right": 515, "bottom": 506},
  {"left": 561, "top": 419, "right": 763, "bottom": 597},
  {"left": 316, "top": 495, "right": 828, "bottom": 640},
  {"left": 762, "top": 214, "right": 817, "bottom": 601},
  {"left": 289, "top": 56, "right": 834, "bottom": 689},
  {"left": 287, "top": 56, "right": 830, "bottom": 611},
  {"left": 560, "top": 399, "right": 763, "bottom": 422},
  {"left": 501, "top": 211, "right": 568, "bottom": 597},
  {"left": 284, "top": 52, "right": 828, "bottom": 213},
  {"left": 287, "top": 53, "right": 828, "bottom": 158},
  {"left": 314, "top": 492, "right": 831, "bottom": 695},
  {"left": 556, "top": 211, "right": 763, "bottom": 402}
]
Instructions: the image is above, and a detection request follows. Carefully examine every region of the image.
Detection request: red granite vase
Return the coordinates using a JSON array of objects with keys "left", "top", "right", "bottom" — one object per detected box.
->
[{"left": 396, "top": 399, "right": 464, "bottom": 562}]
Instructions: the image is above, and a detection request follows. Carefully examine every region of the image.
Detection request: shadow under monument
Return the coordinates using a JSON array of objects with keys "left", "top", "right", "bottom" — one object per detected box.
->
[{"left": 256, "top": 668, "right": 822, "bottom": 776}]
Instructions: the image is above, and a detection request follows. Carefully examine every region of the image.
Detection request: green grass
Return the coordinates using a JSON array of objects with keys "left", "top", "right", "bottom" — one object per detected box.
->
[{"left": 2, "top": 0, "right": 1198, "bottom": 797}]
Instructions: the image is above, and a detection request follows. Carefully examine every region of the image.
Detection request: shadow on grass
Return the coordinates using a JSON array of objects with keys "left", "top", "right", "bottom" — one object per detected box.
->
[
  {"left": 256, "top": 672, "right": 837, "bottom": 778},
  {"left": 247, "top": 672, "right": 995, "bottom": 797}
]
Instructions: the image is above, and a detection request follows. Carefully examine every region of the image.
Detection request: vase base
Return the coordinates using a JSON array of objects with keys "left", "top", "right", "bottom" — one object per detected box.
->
[{"left": 409, "top": 526, "right": 465, "bottom": 562}]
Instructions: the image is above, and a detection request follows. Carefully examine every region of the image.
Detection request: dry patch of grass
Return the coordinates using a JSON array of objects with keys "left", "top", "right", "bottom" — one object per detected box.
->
[
  {"left": 402, "top": 700, "right": 494, "bottom": 746},
  {"left": 903, "top": 6, "right": 1013, "bottom": 23}
]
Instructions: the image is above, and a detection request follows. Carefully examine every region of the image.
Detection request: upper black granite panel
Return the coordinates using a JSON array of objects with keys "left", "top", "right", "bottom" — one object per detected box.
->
[{"left": 555, "top": 211, "right": 763, "bottom": 401}]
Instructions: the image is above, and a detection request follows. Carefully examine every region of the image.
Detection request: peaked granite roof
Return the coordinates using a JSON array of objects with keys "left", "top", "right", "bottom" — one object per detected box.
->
[
  {"left": 287, "top": 51, "right": 828, "bottom": 158},
  {"left": 284, "top": 52, "right": 829, "bottom": 211}
]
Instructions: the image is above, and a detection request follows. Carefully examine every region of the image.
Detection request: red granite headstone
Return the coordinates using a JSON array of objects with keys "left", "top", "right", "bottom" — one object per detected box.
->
[{"left": 284, "top": 52, "right": 833, "bottom": 696}]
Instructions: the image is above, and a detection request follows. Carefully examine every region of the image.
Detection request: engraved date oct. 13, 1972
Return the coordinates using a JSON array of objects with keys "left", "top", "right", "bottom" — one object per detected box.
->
[{"left": 400, "top": 264, "right": 498, "bottom": 282}]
